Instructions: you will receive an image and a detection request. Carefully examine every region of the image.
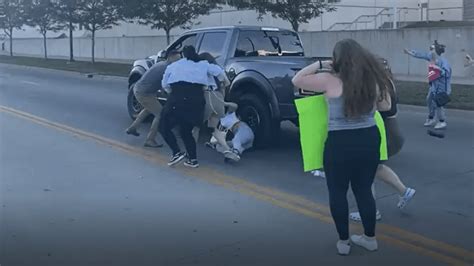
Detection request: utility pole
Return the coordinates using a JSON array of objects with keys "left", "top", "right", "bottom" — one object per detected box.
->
[
  {"left": 426, "top": 0, "right": 430, "bottom": 21},
  {"left": 392, "top": 0, "right": 398, "bottom": 29}
]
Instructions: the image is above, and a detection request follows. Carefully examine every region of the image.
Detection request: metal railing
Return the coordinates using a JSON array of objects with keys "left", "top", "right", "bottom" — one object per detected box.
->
[{"left": 326, "top": 7, "right": 419, "bottom": 31}]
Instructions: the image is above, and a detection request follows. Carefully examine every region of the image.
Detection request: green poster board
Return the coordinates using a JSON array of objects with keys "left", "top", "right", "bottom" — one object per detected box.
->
[{"left": 295, "top": 95, "right": 388, "bottom": 172}]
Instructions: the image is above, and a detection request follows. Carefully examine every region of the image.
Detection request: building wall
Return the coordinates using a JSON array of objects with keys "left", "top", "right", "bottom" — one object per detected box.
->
[
  {"left": 11, "top": 0, "right": 463, "bottom": 39},
  {"left": 464, "top": 0, "right": 474, "bottom": 20},
  {"left": 5, "top": 27, "right": 473, "bottom": 81}
]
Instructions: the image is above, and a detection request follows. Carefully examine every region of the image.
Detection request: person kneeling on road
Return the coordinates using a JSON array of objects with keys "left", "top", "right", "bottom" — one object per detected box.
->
[
  {"left": 207, "top": 104, "right": 254, "bottom": 162},
  {"left": 125, "top": 50, "right": 181, "bottom": 147}
]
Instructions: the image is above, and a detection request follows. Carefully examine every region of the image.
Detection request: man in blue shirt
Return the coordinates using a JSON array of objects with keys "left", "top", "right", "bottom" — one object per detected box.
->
[{"left": 404, "top": 41, "right": 452, "bottom": 129}]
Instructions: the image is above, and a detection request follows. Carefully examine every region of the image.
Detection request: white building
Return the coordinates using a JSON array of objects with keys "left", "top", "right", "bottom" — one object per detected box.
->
[{"left": 13, "top": 0, "right": 466, "bottom": 39}]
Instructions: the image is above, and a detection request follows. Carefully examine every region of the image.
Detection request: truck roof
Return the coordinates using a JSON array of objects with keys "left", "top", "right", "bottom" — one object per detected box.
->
[{"left": 185, "top": 25, "right": 294, "bottom": 34}]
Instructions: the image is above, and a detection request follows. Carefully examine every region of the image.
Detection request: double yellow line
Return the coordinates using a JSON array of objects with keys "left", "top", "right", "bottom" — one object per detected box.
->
[{"left": 1, "top": 105, "right": 472, "bottom": 265}]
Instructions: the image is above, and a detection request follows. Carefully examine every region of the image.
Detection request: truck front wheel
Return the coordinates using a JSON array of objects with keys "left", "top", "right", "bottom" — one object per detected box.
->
[
  {"left": 127, "top": 83, "right": 143, "bottom": 120},
  {"left": 237, "top": 93, "right": 280, "bottom": 148}
]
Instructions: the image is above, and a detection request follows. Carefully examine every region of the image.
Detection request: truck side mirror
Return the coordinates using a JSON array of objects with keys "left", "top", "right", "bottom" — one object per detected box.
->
[{"left": 157, "top": 50, "right": 167, "bottom": 59}]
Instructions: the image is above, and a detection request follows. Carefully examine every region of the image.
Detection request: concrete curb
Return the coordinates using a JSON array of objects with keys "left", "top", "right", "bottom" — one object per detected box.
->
[{"left": 0, "top": 63, "right": 128, "bottom": 82}]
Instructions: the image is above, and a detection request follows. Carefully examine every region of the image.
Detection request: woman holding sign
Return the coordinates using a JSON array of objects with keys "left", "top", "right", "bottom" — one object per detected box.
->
[{"left": 292, "top": 39, "right": 392, "bottom": 255}]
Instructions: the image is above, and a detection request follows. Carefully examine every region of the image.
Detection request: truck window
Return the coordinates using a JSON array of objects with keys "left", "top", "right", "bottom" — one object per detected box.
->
[
  {"left": 198, "top": 32, "right": 227, "bottom": 59},
  {"left": 235, "top": 30, "right": 304, "bottom": 57},
  {"left": 169, "top": 34, "right": 197, "bottom": 52}
]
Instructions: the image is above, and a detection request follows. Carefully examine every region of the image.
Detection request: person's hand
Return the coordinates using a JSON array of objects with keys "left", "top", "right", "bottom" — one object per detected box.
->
[
  {"left": 465, "top": 54, "right": 473, "bottom": 67},
  {"left": 466, "top": 54, "right": 473, "bottom": 62},
  {"left": 321, "top": 60, "right": 333, "bottom": 69}
]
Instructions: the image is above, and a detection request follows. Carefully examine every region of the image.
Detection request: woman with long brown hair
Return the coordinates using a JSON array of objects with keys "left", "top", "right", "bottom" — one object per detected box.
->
[{"left": 292, "top": 39, "right": 391, "bottom": 255}]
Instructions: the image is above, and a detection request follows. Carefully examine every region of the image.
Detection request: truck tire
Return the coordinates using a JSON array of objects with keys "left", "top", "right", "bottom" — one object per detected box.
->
[
  {"left": 127, "top": 83, "right": 143, "bottom": 120},
  {"left": 237, "top": 93, "right": 280, "bottom": 148}
]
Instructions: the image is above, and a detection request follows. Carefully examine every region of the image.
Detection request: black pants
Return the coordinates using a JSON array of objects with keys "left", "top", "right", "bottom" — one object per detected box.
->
[
  {"left": 158, "top": 82, "right": 205, "bottom": 160},
  {"left": 323, "top": 126, "right": 380, "bottom": 240},
  {"left": 159, "top": 113, "right": 197, "bottom": 159}
]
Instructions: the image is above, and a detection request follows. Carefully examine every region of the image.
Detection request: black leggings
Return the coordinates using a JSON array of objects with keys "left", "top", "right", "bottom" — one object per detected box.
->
[
  {"left": 323, "top": 126, "right": 380, "bottom": 240},
  {"left": 159, "top": 114, "right": 197, "bottom": 159},
  {"left": 158, "top": 82, "right": 204, "bottom": 160}
]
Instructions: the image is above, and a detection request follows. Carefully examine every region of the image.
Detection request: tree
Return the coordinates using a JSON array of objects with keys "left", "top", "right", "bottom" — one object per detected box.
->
[
  {"left": 55, "top": 0, "right": 81, "bottom": 62},
  {"left": 78, "top": 0, "right": 121, "bottom": 63},
  {"left": 25, "top": 0, "right": 64, "bottom": 59},
  {"left": 120, "top": 0, "right": 223, "bottom": 45},
  {"left": 229, "top": 0, "right": 335, "bottom": 32},
  {"left": 0, "top": 0, "right": 27, "bottom": 56}
]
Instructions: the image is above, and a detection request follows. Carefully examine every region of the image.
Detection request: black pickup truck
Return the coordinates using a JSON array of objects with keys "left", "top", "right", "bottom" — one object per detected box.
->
[{"left": 127, "top": 26, "right": 328, "bottom": 147}]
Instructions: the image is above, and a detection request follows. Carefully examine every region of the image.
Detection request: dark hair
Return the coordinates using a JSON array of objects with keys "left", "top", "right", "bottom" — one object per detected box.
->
[
  {"left": 199, "top": 52, "right": 217, "bottom": 65},
  {"left": 434, "top": 40, "right": 446, "bottom": 56},
  {"left": 182, "top": 45, "right": 200, "bottom": 62},
  {"left": 332, "top": 39, "right": 390, "bottom": 118}
]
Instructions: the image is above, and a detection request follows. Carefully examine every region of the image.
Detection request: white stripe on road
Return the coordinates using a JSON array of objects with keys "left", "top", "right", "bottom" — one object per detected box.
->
[{"left": 20, "top": 80, "right": 40, "bottom": 86}]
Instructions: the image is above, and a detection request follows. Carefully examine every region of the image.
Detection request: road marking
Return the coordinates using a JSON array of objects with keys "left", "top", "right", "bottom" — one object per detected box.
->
[
  {"left": 1, "top": 105, "right": 472, "bottom": 265},
  {"left": 20, "top": 80, "right": 40, "bottom": 86}
]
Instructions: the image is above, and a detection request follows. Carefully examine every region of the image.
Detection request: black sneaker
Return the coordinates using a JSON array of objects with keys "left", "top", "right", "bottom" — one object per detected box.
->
[
  {"left": 125, "top": 128, "right": 140, "bottom": 137},
  {"left": 168, "top": 152, "right": 186, "bottom": 166},
  {"left": 184, "top": 159, "right": 199, "bottom": 168}
]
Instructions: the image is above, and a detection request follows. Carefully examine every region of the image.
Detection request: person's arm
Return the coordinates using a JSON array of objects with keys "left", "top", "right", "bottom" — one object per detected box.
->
[
  {"left": 404, "top": 48, "right": 432, "bottom": 61},
  {"left": 376, "top": 86, "right": 392, "bottom": 112},
  {"left": 218, "top": 73, "right": 231, "bottom": 88},
  {"left": 207, "top": 63, "right": 225, "bottom": 78},
  {"left": 291, "top": 60, "right": 333, "bottom": 93},
  {"left": 161, "top": 65, "right": 172, "bottom": 92}
]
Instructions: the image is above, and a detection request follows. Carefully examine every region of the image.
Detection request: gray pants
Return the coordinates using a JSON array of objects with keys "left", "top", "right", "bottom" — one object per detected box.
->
[
  {"left": 128, "top": 93, "right": 162, "bottom": 142},
  {"left": 427, "top": 92, "right": 446, "bottom": 121}
]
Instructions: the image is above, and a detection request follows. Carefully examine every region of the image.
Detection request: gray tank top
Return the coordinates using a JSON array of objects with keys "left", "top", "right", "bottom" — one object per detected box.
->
[{"left": 327, "top": 96, "right": 375, "bottom": 131}]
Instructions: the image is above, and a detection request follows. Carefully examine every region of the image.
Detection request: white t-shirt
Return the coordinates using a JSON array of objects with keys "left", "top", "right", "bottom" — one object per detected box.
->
[{"left": 220, "top": 112, "right": 240, "bottom": 130}]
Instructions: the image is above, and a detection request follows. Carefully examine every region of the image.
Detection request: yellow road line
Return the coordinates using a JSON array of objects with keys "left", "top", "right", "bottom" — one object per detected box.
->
[{"left": 1, "top": 105, "right": 472, "bottom": 265}]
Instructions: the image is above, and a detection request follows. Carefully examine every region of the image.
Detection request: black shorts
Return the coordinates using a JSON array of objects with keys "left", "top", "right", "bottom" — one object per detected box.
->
[{"left": 383, "top": 117, "right": 405, "bottom": 161}]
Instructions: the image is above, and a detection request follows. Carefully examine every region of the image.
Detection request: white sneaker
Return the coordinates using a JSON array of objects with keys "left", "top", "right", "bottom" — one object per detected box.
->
[
  {"left": 351, "top": 235, "right": 378, "bottom": 251},
  {"left": 311, "top": 170, "right": 326, "bottom": 178},
  {"left": 397, "top": 188, "right": 416, "bottom": 209},
  {"left": 223, "top": 150, "right": 241, "bottom": 162},
  {"left": 434, "top": 121, "right": 447, "bottom": 129},
  {"left": 424, "top": 119, "right": 436, "bottom": 127},
  {"left": 337, "top": 240, "right": 351, "bottom": 255},
  {"left": 349, "top": 210, "right": 382, "bottom": 222}
]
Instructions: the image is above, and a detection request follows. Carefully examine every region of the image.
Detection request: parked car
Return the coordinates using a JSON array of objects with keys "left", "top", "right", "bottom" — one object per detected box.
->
[{"left": 127, "top": 26, "right": 330, "bottom": 147}]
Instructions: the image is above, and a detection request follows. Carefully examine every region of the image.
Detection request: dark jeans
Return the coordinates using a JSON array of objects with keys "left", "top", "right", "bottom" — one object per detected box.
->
[{"left": 323, "top": 126, "right": 380, "bottom": 240}]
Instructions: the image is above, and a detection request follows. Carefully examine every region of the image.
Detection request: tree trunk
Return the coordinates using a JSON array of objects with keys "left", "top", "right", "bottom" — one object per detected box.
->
[
  {"left": 43, "top": 33, "right": 48, "bottom": 59},
  {"left": 9, "top": 28, "right": 13, "bottom": 56},
  {"left": 291, "top": 20, "right": 299, "bottom": 32},
  {"left": 91, "top": 29, "right": 95, "bottom": 64},
  {"left": 69, "top": 20, "right": 74, "bottom": 62},
  {"left": 165, "top": 29, "right": 171, "bottom": 45}
]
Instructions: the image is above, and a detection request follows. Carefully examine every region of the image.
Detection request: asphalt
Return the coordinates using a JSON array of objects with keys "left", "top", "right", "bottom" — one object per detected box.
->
[{"left": 0, "top": 63, "right": 473, "bottom": 266}]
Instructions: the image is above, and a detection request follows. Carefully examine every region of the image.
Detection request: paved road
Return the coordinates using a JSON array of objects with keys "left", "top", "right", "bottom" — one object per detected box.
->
[{"left": 1, "top": 64, "right": 473, "bottom": 265}]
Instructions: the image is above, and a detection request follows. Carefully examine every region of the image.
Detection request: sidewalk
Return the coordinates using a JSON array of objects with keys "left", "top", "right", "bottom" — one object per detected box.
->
[
  {"left": 0, "top": 51, "right": 134, "bottom": 64},
  {"left": 395, "top": 74, "right": 474, "bottom": 86}
]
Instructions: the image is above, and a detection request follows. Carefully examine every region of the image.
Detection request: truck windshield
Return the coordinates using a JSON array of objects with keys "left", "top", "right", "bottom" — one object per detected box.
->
[{"left": 235, "top": 30, "right": 304, "bottom": 57}]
